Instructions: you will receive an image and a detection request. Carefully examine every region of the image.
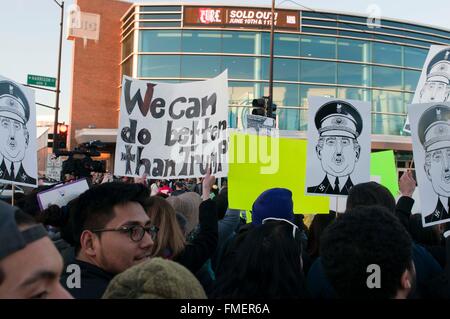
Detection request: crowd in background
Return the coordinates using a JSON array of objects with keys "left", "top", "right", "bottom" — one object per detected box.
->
[{"left": 1, "top": 169, "right": 450, "bottom": 299}]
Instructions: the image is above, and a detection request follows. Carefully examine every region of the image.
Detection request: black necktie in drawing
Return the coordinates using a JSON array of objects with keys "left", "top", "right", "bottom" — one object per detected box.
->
[
  {"left": 334, "top": 177, "right": 340, "bottom": 194},
  {"left": 10, "top": 162, "right": 15, "bottom": 180}
]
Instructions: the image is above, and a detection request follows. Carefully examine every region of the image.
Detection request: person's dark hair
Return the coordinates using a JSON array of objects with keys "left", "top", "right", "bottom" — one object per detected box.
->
[
  {"left": 36, "top": 203, "right": 73, "bottom": 229},
  {"left": 71, "top": 182, "right": 149, "bottom": 252},
  {"left": 14, "top": 209, "right": 37, "bottom": 227},
  {"left": 155, "top": 192, "right": 169, "bottom": 199},
  {"left": 175, "top": 181, "right": 184, "bottom": 189},
  {"left": 346, "top": 182, "right": 395, "bottom": 213},
  {"left": 409, "top": 214, "right": 441, "bottom": 247},
  {"left": 307, "top": 211, "right": 336, "bottom": 260},
  {"left": 212, "top": 221, "right": 308, "bottom": 299},
  {"left": 321, "top": 205, "right": 413, "bottom": 299},
  {"left": 15, "top": 185, "right": 55, "bottom": 217}
]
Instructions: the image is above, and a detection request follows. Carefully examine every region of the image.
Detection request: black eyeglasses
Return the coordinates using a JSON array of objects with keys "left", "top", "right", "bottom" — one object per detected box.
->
[{"left": 91, "top": 224, "right": 159, "bottom": 242}]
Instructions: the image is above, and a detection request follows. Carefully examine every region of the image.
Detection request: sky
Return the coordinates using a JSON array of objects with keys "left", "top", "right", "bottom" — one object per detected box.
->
[{"left": 1, "top": 0, "right": 450, "bottom": 124}]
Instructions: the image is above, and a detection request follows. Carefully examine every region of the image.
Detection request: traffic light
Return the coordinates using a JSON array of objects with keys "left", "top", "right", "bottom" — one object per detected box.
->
[
  {"left": 54, "top": 123, "right": 68, "bottom": 150},
  {"left": 252, "top": 97, "right": 267, "bottom": 116},
  {"left": 268, "top": 102, "right": 277, "bottom": 120}
]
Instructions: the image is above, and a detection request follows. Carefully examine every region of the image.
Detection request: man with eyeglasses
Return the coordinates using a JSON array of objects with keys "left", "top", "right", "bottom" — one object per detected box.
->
[{"left": 60, "top": 182, "right": 157, "bottom": 299}]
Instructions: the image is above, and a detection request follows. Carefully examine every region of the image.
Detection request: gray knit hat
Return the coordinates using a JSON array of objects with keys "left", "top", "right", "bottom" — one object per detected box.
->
[{"left": 102, "top": 257, "right": 207, "bottom": 299}]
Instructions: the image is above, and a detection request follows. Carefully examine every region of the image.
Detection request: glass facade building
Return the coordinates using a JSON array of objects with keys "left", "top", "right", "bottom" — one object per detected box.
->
[{"left": 120, "top": 4, "right": 450, "bottom": 143}]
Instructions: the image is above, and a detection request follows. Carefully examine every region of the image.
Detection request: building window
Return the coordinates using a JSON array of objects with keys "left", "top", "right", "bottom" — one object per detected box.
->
[
  {"left": 139, "top": 21, "right": 181, "bottom": 27},
  {"left": 140, "top": 6, "right": 182, "bottom": 12},
  {"left": 138, "top": 55, "right": 181, "bottom": 77},
  {"left": 121, "top": 58, "right": 133, "bottom": 78},
  {"left": 337, "top": 87, "right": 372, "bottom": 102},
  {"left": 337, "top": 63, "right": 370, "bottom": 86},
  {"left": 372, "top": 66, "right": 402, "bottom": 90},
  {"left": 262, "top": 33, "right": 301, "bottom": 57},
  {"left": 122, "top": 32, "right": 134, "bottom": 60},
  {"left": 301, "top": 35, "right": 336, "bottom": 59},
  {"left": 372, "top": 114, "right": 406, "bottom": 135},
  {"left": 278, "top": 108, "right": 300, "bottom": 130},
  {"left": 404, "top": 46, "right": 428, "bottom": 69},
  {"left": 222, "top": 31, "right": 261, "bottom": 55},
  {"left": 372, "top": 42, "right": 402, "bottom": 65},
  {"left": 302, "top": 27, "right": 338, "bottom": 35},
  {"left": 222, "top": 56, "right": 263, "bottom": 80},
  {"left": 181, "top": 55, "right": 221, "bottom": 78},
  {"left": 404, "top": 70, "right": 421, "bottom": 91},
  {"left": 337, "top": 38, "right": 371, "bottom": 62},
  {"left": 228, "top": 81, "right": 259, "bottom": 106},
  {"left": 300, "top": 85, "right": 337, "bottom": 107},
  {"left": 263, "top": 58, "right": 300, "bottom": 82},
  {"left": 182, "top": 30, "right": 222, "bottom": 53},
  {"left": 300, "top": 60, "right": 337, "bottom": 84},
  {"left": 372, "top": 90, "right": 405, "bottom": 134},
  {"left": 139, "top": 30, "right": 181, "bottom": 52},
  {"left": 139, "top": 14, "right": 181, "bottom": 20}
]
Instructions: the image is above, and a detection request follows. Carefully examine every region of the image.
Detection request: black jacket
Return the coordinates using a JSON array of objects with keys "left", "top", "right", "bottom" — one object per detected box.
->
[
  {"left": 174, "top": 199, "right": 218, "bottom": 274},
  {"left": 307, "top": 175, "right": 353, "bottom": 195},
  {"left": 395, "top": 196, "right": 415, "bottom": 231},
  {"left": 60, "top": 259, "right": 115, "bottom": 299},
  {"left": 0, "top": 160, "right": 36, "bottom": 185}
]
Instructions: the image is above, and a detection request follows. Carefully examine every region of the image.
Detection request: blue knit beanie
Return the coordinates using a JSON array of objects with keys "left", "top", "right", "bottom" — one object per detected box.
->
[{"left": 251, "top": 188, "right": 294, "bottom": 225}]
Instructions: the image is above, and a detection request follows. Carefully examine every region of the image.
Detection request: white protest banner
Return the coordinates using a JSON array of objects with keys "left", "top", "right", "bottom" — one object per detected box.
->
[
  {"left": 0, "top": 75, "right": 37, "bottom": 187},
  {"left": 37, "top": 178, "right": 90, "bottom": 210},
  {"left": 409, "top": 102, "right": 450, "bottom": 227},
  {"left": 114, "top": 71, "right": 229, "bottom": 179},
  {"left": 403, "top": 45, "right": 450, "bottom": 133},
  {"left": 305, "top": 97, "right": 371, "bottom": 197},
  {"left": 46, "top": 154, "right": 62, "bottom": 181}
]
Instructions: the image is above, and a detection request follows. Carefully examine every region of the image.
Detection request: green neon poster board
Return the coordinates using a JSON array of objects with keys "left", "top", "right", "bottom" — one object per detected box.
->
[
  {"left": 228, "top": 132, "right": 330, "bottom": 214},
  {"left": 370, "top": 150, "right": 399, "bottom": 196}
]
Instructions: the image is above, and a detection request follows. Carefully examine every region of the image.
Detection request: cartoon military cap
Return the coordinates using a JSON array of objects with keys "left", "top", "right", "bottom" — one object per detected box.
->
[
  {"left": 418, "top": 104, "right": 450, "bottom": 152},
  {"left": 0, "top": 81, "right": 30, "bottom": 124},
  {"left": 426, "top": 49, "right": 450, "bottom": 82},
  {"left": 315, "top": 100, "right": 363, "bottom": 139}
]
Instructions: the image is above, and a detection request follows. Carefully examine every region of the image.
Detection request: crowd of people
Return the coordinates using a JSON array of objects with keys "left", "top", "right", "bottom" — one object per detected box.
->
[{"left": 0, "top": 169, "right": 450, "bottom": 299}]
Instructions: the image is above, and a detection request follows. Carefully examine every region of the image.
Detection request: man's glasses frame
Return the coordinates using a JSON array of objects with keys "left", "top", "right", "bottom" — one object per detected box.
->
[{"left": 91, "top": 224, "right": 159, "bottom": 242}]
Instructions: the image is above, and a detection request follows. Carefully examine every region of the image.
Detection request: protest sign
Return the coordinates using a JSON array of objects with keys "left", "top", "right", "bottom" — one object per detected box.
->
[
  {"left": 37, "top": 178, "right": 89, "bottom": 210},
  {"left": 409, "top": 102, "right": 450, "bottom": 227},
  {"left": 0, "top": 75, "right": 37, "bottom": 187},
  {"left": 114, "top": 71, "right": 229, "bottom": 179},
  {"left": 228, "top": 132, "right": 330, "bottom": 214},
  {"left": 46, "top": 154, "right": 62, "bottom": 181},
  {"left": 403, "top": 45, "right": 450, "bottom": 133},
  {"left": 329, "top": 151, "right": 400, "bottom": 212},
  {"left": 305, "top": 97, "right": 371, "bottom": 197},
  {"left": 371, "top": 150, "right": 399, "bottom": 196}
]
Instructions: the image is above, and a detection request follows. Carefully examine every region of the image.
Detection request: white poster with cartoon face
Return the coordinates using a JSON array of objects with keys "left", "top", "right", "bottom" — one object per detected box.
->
[
  {"left": 305, "top": 96, "right": 371, "bottom": 197},
  {"left": 409, "top": 102, "right": 450, "bottom": 227},
  {"left": 0, "top": 75, "right": 37, "bottom": 187},
  {"left": 404, "top": 45, "right": 450, "bottom": 133}
]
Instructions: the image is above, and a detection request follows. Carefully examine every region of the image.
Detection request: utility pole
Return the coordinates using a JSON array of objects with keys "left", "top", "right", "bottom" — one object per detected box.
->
[
  {"left": 53, "top": 0, "right": 64, "bottom": 153},
  {"left": 267, "top": 0, "right": 275, "bottom": 119}
]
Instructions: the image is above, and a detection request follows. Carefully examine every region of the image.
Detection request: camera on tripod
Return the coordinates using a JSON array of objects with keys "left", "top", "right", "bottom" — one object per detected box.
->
[{"left": 55, "top": 140, "right": 107, "bottom": 179}]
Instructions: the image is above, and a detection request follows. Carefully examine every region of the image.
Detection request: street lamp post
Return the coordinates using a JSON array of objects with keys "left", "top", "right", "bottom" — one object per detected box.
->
[
  {"left": 267, "top": 0, "right": 275, "bottom": 119},
  {"left": 53, "top": 0, "right": 64, "bottom": 153}
]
